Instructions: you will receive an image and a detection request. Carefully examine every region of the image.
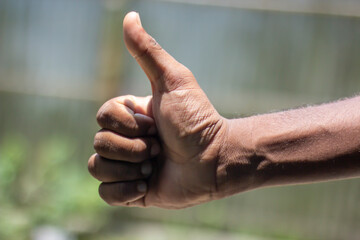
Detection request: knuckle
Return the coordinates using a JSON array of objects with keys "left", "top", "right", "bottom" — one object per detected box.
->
[
  {"left": 135, "top": 36, "right": 162, "bottom": 60},
  {"left": 87, "top": 154, "right": 98, "bottom": 179},
  {"left": 96, "top": 101, "right": 112, "bottom": 125},
  {"left": 95, "top": 110, "right": 105, "bottom": 126},
  {"left": 96, "top": 98, "right": 125, "bottom": 125},
  {"left": 97, "top": 99, "right": 122, "bottom": 127},
  {"left": 93, "top": 136, "right": 102, "bottom": 153},
  {"left": 93, "top": 131, "right": 108, "bottom": 153},
  {"left": 96, "top": 96, "right": 138, "bottom": 132}
]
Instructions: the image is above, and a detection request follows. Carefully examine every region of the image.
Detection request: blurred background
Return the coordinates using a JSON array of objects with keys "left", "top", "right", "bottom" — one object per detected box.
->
[{"left": 0, "top": 0, "right": 360, "bottom": 239}]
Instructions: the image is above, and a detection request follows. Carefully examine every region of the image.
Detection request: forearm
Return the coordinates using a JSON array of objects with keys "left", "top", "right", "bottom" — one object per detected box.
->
[{"left": 216, "top": 96, "right": 360, "bottom": 197}]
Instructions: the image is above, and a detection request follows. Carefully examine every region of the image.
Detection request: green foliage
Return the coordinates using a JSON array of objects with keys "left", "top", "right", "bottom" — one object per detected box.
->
[{"left": 0, "top": 131, "right": 107, "bottom": 239}]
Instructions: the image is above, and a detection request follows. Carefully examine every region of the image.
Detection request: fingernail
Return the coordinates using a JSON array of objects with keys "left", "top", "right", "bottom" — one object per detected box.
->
[
  {"left": 141, "top": 162, "right": 152, "bottom": 176},
  {"left": 137, "top": 182, "right": 147, "bottom": 193},
  {"left": 148, "top": 125, "right": 157, "bottom": 135},
  {"left": 136, "top": 12, "right": 142, "bottom": 27},
  {"left": 151, "top": 143, "right": 160, "bottom": 157}
]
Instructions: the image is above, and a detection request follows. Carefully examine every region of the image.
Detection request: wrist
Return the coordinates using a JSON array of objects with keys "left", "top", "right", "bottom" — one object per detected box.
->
[{"left": 214, "top": 116, "right": 263, "bottom": 199}]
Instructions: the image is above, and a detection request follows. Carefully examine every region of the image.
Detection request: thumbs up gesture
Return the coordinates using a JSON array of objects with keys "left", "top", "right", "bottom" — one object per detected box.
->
[{"left": 88, "top": 12, "right": 232, "bottom": 209}]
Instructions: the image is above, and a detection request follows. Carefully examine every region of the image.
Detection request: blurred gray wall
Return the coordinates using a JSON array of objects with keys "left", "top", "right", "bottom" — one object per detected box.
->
[
  {"left": 0, "top": 0, "right": 102, "bottom": 99},
  {"left": 125, "top": 1, "right": 360, "bottom": 116},
  {"left": 0, "top": 0, "right": 359, "bottom": 239}
]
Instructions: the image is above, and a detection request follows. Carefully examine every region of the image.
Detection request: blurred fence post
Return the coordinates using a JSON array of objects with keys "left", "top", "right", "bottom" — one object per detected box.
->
[{"left": 96, "top": 0, "right": 129, "bottom": 102}]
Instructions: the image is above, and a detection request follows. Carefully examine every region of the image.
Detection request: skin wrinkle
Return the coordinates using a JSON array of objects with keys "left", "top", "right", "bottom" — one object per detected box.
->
[
  {"left": 156, "top": 69, "right": 197, "bottom": 93},
  {"left": 181, "top": 110, "right": 206, "bottom": 137},
  {"left": 159, "top": 95, "right": 193, "bottom": 136},
  {"left": 121, "top": 99, "right": 136, "bottom": 113},
  {"left": 209, "top": 157, "right": 218, "bottom": 200},
  {"left": 133, "top": 35, "right": 161, "bottom": 59},
  {"left": 213, "top": 119, "right": 234, "bottom": 197},
  {"left": 205, "top": 124, "right": 225, "bottom": 199},
  {"left": 160, "top": 89, "right": 216, "bottom": 140},
  {"left": 199, "top": 118, "right": 219, "bottom": 145},
  {"left": 214, "top": 117, "right": 268, "bottom": 198},
  {"left": 134, "top": 42, "right": 167, "bottom": 85},
  {"left": 197, "top": 117, "right": 228, "bottom": 199},
  {"left": 163, "top": 140, "right": 199, "bottom": 164}
]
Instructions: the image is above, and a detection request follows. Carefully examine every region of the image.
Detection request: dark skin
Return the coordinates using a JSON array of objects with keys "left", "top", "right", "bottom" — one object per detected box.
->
[{"left": 88, "top": 12, "right": 360, "bottom": 209}]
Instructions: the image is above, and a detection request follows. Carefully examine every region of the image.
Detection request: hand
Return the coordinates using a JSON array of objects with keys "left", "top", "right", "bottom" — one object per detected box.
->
[
  {"left": 89, "top": 12, "right": 360, "bottom": 209},
  {"left": 88, "top": 12, "right": 230, "bottom": 209}
]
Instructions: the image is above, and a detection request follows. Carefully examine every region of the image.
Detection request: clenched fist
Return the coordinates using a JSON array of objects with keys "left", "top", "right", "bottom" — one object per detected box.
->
[{"left": 88, "top": 12, "right": 230, "bottom": 209}]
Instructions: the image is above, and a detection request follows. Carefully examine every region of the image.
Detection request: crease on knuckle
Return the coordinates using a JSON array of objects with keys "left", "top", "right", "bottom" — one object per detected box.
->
[{"left": 134, "top": 36, "right": 162, "bottom": 60}]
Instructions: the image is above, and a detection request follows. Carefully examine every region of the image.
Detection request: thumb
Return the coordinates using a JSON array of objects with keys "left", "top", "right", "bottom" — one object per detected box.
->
[{"left": 123, "top": 12, "right": 199, "bottom": 92}]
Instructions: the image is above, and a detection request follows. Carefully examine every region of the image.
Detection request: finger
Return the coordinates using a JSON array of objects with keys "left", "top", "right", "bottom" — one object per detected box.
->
[
  {"left": 96, "top": 95, "right": 157, "bottom": 137},
  {"left": 99, "top": 181, "right": 147, "bottom": 206},
  {"left": 123, "top": 12, "right": 199, "bottom": 91},
  {"left": 94, "top": 129, "right": 161, "bottom": 162},
  {"left": 88, "top": 154, "right": 152, "bottom": 182}
]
